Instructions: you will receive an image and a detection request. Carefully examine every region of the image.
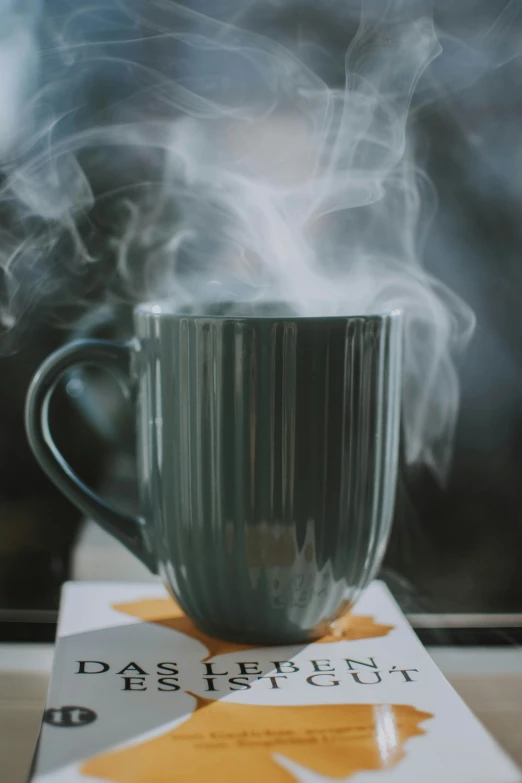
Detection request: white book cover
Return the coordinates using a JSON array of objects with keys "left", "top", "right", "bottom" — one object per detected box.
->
[{"left": 30, "top": 580, "right": 521, "bottom": 783}]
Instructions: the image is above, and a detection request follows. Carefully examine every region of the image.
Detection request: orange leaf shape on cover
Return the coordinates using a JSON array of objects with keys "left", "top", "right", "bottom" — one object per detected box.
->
[
  {"left": 82, "top": 693, "right": 432, "bottom": 783},
  {"left": 113, "top": 598, "right": 394, "bottom": 660}
]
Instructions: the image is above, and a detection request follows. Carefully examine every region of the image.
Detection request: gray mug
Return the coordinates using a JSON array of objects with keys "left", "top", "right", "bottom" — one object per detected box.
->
[{"left": 25, "top": 302, "right": 402, "bottom": 644}]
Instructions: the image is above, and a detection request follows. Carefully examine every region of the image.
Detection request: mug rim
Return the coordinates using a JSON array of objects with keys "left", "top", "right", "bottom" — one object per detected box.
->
[{"left": 135, "top": 300, "right": 402, "bottom": 322}]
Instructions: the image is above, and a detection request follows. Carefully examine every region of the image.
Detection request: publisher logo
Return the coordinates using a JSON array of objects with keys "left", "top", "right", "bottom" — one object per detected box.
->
[{"left": 43, "top": 706, "right": 97, "bottom": 728}]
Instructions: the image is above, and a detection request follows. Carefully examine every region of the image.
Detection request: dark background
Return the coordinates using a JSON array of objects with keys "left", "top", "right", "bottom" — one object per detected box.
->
[{"left": 1, "top": 0, "right": 522, "bottom": 617}]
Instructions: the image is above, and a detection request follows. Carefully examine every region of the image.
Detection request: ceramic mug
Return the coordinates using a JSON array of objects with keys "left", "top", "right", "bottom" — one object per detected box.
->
[{"left": 26, "top": 301, "right": 402, "bottom": 643}]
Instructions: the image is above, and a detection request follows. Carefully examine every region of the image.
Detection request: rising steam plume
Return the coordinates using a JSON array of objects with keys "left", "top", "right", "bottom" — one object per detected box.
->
[{"left": 3, "top": 0, "right": 518, "bottom": 480}]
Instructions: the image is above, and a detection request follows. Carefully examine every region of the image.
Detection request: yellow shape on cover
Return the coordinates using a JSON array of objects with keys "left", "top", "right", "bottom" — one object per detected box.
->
[
  {"left": 113, "top": 597, "right": 394, "bottom": 660},
  {"left": 82, "top": 693, "right": 432, "bottom": 782}
]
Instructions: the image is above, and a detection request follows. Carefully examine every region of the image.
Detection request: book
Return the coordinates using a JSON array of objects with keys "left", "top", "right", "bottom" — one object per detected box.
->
[{"left": 30, "top": 580, "right": 522, "bottom": 783}]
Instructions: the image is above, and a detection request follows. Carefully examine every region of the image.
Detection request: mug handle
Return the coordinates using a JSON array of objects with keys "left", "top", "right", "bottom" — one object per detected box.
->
[{"left": 25, "top": 338, "right": 157, "bottom": 574}]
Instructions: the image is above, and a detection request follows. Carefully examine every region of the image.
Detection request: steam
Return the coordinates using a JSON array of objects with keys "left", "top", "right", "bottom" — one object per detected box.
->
[{"left": 0, "top": 0, "right": 493, "bottom": 479}]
